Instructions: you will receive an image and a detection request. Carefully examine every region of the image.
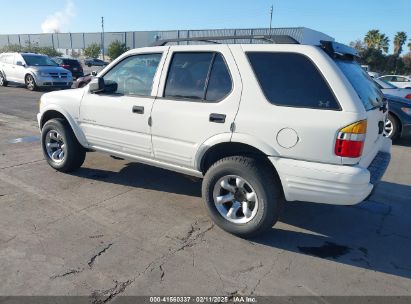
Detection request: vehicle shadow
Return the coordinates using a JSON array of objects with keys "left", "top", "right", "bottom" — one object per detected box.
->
[
  {"left": 394, "top": 136, "right": 411, "bottom": 147},
  {"left": 73, "top": 163, "right": 411, "bottom": 280}
]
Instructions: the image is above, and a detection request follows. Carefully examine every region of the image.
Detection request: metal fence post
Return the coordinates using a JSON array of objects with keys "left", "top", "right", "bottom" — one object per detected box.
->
[
  {"left": 83, "top": 32, "right": 86, "bottom": 50},
  {"left": 133, "top": 32, "right": 135, "bottom": 49},
  {"left": 52, "top": 34, "right": 55, "bottom": 49},
  {"left": 70, "top": 32, "right": 73, "bottom": 50}
]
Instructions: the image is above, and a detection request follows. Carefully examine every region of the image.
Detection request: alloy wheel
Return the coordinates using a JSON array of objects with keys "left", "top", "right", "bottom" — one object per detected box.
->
[
  {"left": 45, "top": 130, "right": 66, "bottom": 163},
  {"left": 212, "top": 175, "right": 259, "bottom": 224}
]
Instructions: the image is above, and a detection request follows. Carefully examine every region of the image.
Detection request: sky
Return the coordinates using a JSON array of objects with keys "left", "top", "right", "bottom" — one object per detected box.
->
[{"left": 1, "top": 0, "right": 410, "bottom": 52}]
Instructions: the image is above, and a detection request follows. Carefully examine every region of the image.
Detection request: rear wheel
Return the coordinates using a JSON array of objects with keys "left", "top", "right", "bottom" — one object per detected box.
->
[
  {"left": 202, "top": 156, "right": 283, "bottom": 238},
  {"left": 384, "top": 113, "right": 400, "bottom": 140},
  {"left": 0, "top": 72, "right": 8, "bottom": 86},
  {"left": 25, "top": 74, "right": 37, "bottom": 91},
  {"left": 41, "top": 119, "right": 86, "bottom": 172}
]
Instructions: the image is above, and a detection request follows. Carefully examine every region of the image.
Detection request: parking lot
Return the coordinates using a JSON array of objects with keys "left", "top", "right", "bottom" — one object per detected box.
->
[{"left": 0, "top": 85, "right": 411, "bottom": 300}]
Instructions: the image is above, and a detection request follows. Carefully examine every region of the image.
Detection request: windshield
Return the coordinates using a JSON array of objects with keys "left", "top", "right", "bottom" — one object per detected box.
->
[
  {"left": 22, "top": 55, "right": 58, "bottom": 67},
  {"left": 336, "top": 60, "right": 383, "bottom": 111},
  {"left": 374, "top": 78, "right": 397, "bottom": 89}
]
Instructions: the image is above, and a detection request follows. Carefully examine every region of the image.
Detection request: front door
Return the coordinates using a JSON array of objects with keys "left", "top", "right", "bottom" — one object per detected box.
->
[
  {"left": 79, "top": 50, "right": 167, "bottom": 158},
  {"left": 150, "top": 45, "right": 242, "bottom": 169}
]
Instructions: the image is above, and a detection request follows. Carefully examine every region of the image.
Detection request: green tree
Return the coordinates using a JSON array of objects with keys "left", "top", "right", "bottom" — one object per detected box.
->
[
  {"left": 364, "top": 29, "right": 389, "bottom": 53},
  {"left": 84, "top": 43, "right": 101, "bottom": 58},
  {"left": 107, "top": 40, "right": 129, "bottom": 60},
  {"left": 349, "top": 39, "right": 366, "bottom": 53},
  {"left": 393, "top": 32, "right": 407, "bottom": 56},
  {"left": 408, "top": 39, "right": 411, "bottom": 52}
]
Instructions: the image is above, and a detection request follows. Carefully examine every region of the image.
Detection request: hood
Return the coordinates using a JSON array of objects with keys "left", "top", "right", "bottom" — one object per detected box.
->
[{"left": 30, "top": 66, "right": 71, "bottom": 74}]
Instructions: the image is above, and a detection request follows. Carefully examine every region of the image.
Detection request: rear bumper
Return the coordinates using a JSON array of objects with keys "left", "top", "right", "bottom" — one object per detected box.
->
[{"left": 270, "top": 138, "right": 392, "bottom": 205}]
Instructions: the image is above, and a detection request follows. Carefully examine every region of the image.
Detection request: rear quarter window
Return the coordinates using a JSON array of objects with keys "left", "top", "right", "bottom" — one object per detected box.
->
[{"left": 247, "top": 52, "right": 340, "bottom": 110}]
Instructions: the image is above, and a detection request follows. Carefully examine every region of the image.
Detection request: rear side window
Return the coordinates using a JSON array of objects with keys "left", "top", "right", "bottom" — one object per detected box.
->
[
  {"left": 247, "top": 52, "right": 339, "bottom": 110},
  {"left": 164, "top": 52, "right": 232, "bottom": 102},
  {"left": 336, "top": 60, "right": 383, "bottom": 111}
]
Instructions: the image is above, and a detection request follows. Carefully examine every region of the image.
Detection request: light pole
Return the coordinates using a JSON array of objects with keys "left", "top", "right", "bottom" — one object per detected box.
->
[
  {"left": 269, "top": 5, "right": 273, "bottom": 37},
  {"left": 101, "top": 16, "right": 105, "bottom": 60}
]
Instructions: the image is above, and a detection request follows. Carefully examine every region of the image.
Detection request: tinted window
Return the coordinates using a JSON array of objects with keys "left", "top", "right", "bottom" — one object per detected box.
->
[
  {"left": 63, "top": 59, "right": 80, "bottom": 66},
  {"left": 247, "top": 52, "right": 339, "bottom": 110},
  {"left": 103, "top": 53, "right": 162, "bottom": 96},
  {"left": 205, "top": 54, "right": 232, "bottom": 102},
  {"left": 165, "top": 52, "right": 213, "bottom": 100},
  {"left": 336, "top": 60, "right": 383, "bottom": 111}
]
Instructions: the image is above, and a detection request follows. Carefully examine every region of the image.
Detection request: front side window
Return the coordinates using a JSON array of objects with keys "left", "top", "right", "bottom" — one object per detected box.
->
[
  {"left": 164, "top": 52, "right": 232, "bottom": 102},
  {"left": 103, "top": 53, "right": 162, "bottom": 96},
  {"left": 247, "top": 52, "right": 340, "bottom": 110}
]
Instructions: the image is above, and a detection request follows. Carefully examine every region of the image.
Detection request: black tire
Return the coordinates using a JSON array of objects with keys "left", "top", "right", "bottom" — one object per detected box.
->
[
  {"left": 202, "top": 156, "right": 283, "bottom": 238},
  {"left": 25, "top": 74, "right": 37, "bottom": 91},
  {"left": 385, "top": 113, "right": 400, "bottom": 140},
  {"left": 87, "top": 64, "right": 92, "bottom": 67},
  {"left": 41, "top": 118, "right": 86, "bottom": 172},
  {"left": 0, "top": 72, "right": 8, "bottom": 87}
]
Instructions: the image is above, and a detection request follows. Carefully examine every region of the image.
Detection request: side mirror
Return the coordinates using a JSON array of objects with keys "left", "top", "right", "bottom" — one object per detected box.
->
[
  {"left": 89, "top": 77, "right": 117, "bottom": 94},
  {"left": 16, "top": 61, "right": 24, "bottom": 67},
  {"left": 91, "top": 71, "right": 97, "bottom": 76},
  {"left": 89, "top": 77, "right": 105, "bottom": 93}
]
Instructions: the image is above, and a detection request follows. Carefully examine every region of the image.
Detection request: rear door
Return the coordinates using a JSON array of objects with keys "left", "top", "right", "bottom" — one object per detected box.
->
[{"left": 150, "top": 45, "right": 242, "bottom": 169}]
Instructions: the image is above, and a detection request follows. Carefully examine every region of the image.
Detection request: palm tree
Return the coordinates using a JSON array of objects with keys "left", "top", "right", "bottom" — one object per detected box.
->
[
  {"left": 393, "top": 32, "right": 408, "bottom": 56},
  {"left": 364, "top": 29, "right": 390, "bottom": 53}
]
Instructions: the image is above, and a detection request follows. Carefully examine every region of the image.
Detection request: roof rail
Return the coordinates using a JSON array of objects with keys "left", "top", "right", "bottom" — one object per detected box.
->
[{"left": 150, "top": 35, "right": 299, "bottom": 46}]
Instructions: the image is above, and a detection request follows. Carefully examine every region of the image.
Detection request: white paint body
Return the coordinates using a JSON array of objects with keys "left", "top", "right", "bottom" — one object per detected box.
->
[{"left": 38, "top": 43, "right": 391, "bottom": 206}]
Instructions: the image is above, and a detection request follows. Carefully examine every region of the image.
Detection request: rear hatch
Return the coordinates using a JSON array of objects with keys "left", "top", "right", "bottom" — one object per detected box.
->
[
  {"left": 62, "top": 59, "right": 82, "bottom": 74},
  {"left": 335, "top": 59, "right": 386, "bottom": 166}
]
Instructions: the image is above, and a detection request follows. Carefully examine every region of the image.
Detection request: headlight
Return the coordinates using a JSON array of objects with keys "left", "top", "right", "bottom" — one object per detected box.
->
[
  {"left": 401, "top": 107, "right": 411, "bottom": 116},
  {"left": 36, "top": 71, "right": 49, "bottom": 77}
]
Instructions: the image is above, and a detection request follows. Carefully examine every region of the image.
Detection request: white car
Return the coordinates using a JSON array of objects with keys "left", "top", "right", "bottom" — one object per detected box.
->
[
  {"left": 374, "top": 78, "right": 411, "bottom": 100},
  {"left": 37, "top": 35, "right": 391, "bottom": 237},
  {"left": 379, "top": 75, "right": 411, "bottom": 89},
  {"left": 0, "top": 52, "right": 73, "bottom": 91}
]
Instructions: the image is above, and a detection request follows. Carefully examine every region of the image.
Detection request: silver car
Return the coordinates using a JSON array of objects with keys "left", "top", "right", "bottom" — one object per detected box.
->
[
  {"left": 0, "top": 52, "right": 73, "bottom": 91},
  {"left": 374, "top": 78, "right": 411, "bottom": 100}
]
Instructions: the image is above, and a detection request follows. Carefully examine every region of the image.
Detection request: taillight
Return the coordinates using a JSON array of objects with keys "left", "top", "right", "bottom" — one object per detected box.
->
[
  {"left": 335, "top": 120, "right": 367, "bottom": 158},
  {"left": 405, "top": 94, "right": 411, "bottom": 99},
  {"left": 60, "top": 64, "right": 70, "bottom": 69}
]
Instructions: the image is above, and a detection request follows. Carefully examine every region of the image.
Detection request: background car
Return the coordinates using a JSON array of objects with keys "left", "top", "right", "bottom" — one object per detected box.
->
[
  {"left": 374, "top": 78, "right": 411, "bottom": 100},
  {"left": 383, "top": 94, "right": 411, "bottom": 139},
  {"left": 74, "top": 74, "right": 93, "bottom": 88},
  {"left": 379, "top": 75, "right": 411, "bottom": 89},
  {"left": 84, "top": 58, "right": 108, "bottom": 67},
  {"left": 53, "top": 57, "right": 84, "bottom": 79},
  {"left": 0, "top": 52, "right": 72, "bottom": 91}
]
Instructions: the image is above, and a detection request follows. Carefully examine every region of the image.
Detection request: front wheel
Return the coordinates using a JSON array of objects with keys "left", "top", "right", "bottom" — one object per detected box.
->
[
  {"left": 25, "top": 74, "right": 37, "bottom": 91},
  {"left": 0, "top": 72, "right": 8, "bottom": 86},
  {"left": 202, "top": 156, "right": 283, "bottom": 238},
  {"left": 41, "top": 119, "right": 86, "bottom": 172}
]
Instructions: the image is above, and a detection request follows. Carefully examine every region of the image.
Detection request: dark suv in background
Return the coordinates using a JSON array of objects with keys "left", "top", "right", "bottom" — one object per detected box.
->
[{"left": 53, "top": 57, "right": 84, "bottom": 79}]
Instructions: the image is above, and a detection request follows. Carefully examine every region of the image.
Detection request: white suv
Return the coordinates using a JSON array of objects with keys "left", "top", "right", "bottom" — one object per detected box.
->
[{"left": 37, "top": 35, "right": 391, "bottom": 237}]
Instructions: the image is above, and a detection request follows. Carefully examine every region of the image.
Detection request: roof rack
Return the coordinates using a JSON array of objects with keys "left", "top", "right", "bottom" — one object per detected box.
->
[{"left": 150, "top": 35, "right": 299, "bottom": 46}]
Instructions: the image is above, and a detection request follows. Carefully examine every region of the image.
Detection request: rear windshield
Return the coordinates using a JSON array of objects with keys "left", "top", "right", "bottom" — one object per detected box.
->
[
  {"left": 63, "top": 59, "right": 80, "bottom": 66},
  {"left": 335, "top": 60, "right": 383, "bottom": 111}
]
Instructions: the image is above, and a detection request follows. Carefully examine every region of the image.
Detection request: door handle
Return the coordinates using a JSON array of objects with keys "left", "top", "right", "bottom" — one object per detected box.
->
[
  {"left": 209, "top": 113, "right": 226, "bottom": 123},
  {"left": 132, "top": 105, "right": 144, "bottom": 114}
]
